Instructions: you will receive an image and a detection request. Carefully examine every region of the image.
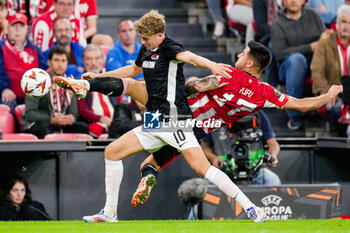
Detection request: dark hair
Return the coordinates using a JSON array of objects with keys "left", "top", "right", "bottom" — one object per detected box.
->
[
  {"left": 0, "top": 174, "right": 32, "bottom": 204},
  {"left": 247, "top": 40, "right": 272, "bottom": 72},
  {"left": 117, "top": 18, "right": 132, "bottom": 32},
  {"left": 48, "top": 46, "right": 69, "bottom": 60},
  {"left": 0, "top": 0, "right": 8, "bottom": 9},
  {"left": 54, "top": 0, "right": 75, "bottom": 3}
]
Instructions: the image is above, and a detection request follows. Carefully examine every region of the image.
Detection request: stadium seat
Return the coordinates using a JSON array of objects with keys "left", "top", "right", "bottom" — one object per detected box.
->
[
  {"left": 2, "top": 133, "right": 38, "bottom": 140},
  {"left": 14, "top": 104, "right": 26, "bottom": 132},
  {"left": 0, "top": 104, "right": 10, "bottom": 113},
  {"left": 98, "top": 133, "right": 109, "bottom": 140},
  {"left": 0, "top": 111, "right": 15, "bottom": 134},
  {"left": 228, "top": 18, "right": 247, "bottom": 34},
  {"left": 43, "top": 133, "right": 94, "bottom": 141}
]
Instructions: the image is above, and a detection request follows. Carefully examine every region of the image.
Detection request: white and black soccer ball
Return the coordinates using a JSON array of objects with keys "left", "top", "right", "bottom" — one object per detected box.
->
[{"left": 21, "top": 68, "right": 51, "bottom": 98}]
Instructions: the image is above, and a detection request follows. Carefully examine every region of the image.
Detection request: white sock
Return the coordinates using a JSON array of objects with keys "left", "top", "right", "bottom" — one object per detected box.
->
[
  {"left": 103, "top": 159, "right": 123, "bottom": 217},
  {"left": 204, "top": 166, "right": 254, "bottom": 212}
]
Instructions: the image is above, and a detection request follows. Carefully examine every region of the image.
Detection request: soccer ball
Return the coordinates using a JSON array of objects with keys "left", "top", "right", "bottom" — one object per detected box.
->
[{"left": 21, "top": 68, "right": 51, "bottom": 98}]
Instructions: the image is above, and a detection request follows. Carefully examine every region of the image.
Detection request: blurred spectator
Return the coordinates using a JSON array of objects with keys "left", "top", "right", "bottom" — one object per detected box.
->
[
  {"left": 90, "top": 33, "right": 114, "bottom": 47},
  {"left": 0, "top": 174, "right": 51, "bottom": 221},
  {"left": 308, "top": 0, "right": 344, "bottom": 28},
  {"left": 7, "top": 0, "right": 46, "bottom": 25},
  {"left": 0, "top": 13, "right": 47, "bottom": 116},
  {"left": 77, "top": 44, "right": 114, "bottom": 137},
  {"left": 226, "top": 0, "right": 254, "bottom": 44},
  {"left": 90, "top": 34, "right": 114, "bottom": 68},
  {"left": 311, "top": 4, "right": 350, "bottom": 134},
  {"left": 32, "top": 0, "right": 85, "bottom": 52},
  {"left": 75, "top": 0, "right": 98, "bottom": 41},
  {"left": 0, "top": 0, "right": 8, "bottom": 39},
  {"left": 21, "top": 46, "right": 88, "bottom": 139},
  {"left": 253, "top": 0, "right": 281, "bottom": 87},
  {"left": 109, "top": 96, "right": 144, "bottom": 139},
  {"left": 44, "top": 17, "right": 84, "bottom": 78},
  {"left": 253, "top": 0, "right": 280, "bottom": 45},
  {"left": 206, "top": 0, "right": 225, "bottom": 38},
  {"left": 271, "top": 0, "right": 325, "bottom": 130},
  {"left": 106, "top": 19, "right": 143, "bottom": 80},
  {"left": 46, "top": 0, "right": 98, "bottom": 40}
]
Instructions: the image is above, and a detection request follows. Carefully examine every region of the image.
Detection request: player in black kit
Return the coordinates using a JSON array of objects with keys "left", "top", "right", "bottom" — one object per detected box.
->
[{"left": 54, "top": 10, "right": 266, "bottom": 223}]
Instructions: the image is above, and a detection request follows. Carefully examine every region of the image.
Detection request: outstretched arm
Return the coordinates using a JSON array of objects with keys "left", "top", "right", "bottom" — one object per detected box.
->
[
  {"left": 176, "top": 51, "right": 232, "bottom": 79},
  {"left": 185, "top": 75, "right": 221, "bottom": 95},
  {"left": 283, "top": 85, "right": 343, "bottom": 112},
  {"left": 81, "top": 63, "right": 143, "bottom": 80}
]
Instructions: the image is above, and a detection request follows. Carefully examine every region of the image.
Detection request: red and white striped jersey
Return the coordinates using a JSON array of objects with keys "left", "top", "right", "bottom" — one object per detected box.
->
[
  {"left": 46, "top": 0, "right": 98, "bottom": 32},
  {"left": 187, "top": 68, "right": 289, "bottom": 133},
  {"left": 32, "top": 9, "right": 84, "bottom": 51},
  {"left": 7, "top": 0, "right": 46, "bottom": 20}
]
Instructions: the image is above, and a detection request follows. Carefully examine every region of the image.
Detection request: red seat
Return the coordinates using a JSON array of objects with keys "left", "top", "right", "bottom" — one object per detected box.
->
[
  {"left": 0, "top": 112, "right": 15, "bottom": 134},
  {"left": 0, "top": 104, "right": 10, "bottom": 113},
  {"left": 43, "top": 133, "right": 94, "bottom": 140},
  {"left": 228, "top": 18, "right": 246, "bottom": 33},
  {"left": 2, "top": 133, "right": 38, "bottom": 140},
  {"left": 14, "top": 104, "right": 26, "bottom": 132},
  {"left": 98, "top": 133, "right": 109, "bottom": 140}
]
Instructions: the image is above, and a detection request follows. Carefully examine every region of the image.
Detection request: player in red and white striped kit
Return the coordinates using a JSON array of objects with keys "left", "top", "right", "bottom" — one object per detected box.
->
[{"left": 187, "top": 69, "right": 288, "bottom": 134}]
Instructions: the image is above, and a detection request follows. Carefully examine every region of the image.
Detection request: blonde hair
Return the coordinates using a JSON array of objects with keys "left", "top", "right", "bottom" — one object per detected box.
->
[{"left": 134, "top": 10, "right": 166, "bottom": 36}]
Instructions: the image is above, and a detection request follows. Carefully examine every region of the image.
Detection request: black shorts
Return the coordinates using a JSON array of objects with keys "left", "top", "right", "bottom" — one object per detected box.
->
[{"left": 153, "top": 126, "right": 207, "bottom": 168}]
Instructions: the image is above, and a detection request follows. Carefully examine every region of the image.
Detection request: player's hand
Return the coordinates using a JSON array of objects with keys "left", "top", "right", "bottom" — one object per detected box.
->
[
  {"left": 327, "top": 85, "right": 343, "bottom": 99},
  {"left": 2, "top": 89, "right": 16, "bottom": 102},
  {"left": 81, "top": 72, "right": 97, "bottom": 80},
  {"left": 210, "top": 63, "right": 232, "bottom": 79}
]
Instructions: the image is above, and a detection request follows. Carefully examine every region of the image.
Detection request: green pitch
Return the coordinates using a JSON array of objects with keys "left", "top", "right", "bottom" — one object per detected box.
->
[{"left": 0, "top": 219, "right": 349, "bottom": 233}]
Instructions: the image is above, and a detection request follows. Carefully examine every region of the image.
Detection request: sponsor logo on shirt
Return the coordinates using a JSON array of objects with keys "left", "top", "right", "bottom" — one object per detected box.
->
[
  {"left": 142, "top": 61, "right": 155, "bottom": 69},
  {"left": 151, "top": 54, "right": 159, "bottom": 60},
  {"left": 273, "top": 89, "right": 282, "bottom": 97}
]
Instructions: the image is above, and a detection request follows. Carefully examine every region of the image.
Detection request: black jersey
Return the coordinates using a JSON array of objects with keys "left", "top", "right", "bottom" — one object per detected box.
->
[{"left": 135, "top": 36, "right": 193, "bottom": 121}]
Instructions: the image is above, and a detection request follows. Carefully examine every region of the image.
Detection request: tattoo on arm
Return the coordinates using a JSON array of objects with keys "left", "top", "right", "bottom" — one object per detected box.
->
[
  {"left": 195, "top": 75, "right": 220, "bottom": 91},
  {"left": 185, "top": 75, "right": 220, "bottom": 95}
]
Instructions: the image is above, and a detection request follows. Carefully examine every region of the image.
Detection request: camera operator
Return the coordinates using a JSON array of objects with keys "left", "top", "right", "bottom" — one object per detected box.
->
[{"left": 202, "top": 110, "right": 281, "bottom": 185}]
